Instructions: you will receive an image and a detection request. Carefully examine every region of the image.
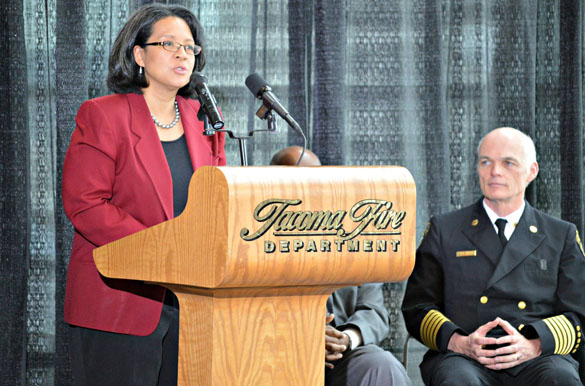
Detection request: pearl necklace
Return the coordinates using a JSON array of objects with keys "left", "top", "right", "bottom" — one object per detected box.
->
[{"left": 151, "top": 100, "right": 180, "bottom": 129}]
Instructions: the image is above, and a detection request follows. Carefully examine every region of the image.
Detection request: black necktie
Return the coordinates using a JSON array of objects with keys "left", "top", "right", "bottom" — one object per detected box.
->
[{"left": 495, "top": 218, "right": 507, "bottom": 247}]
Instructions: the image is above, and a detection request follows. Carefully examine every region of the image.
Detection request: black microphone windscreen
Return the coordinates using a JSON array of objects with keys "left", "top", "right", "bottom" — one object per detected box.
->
[
  {"left": 245, "top": 73, "right": 267, "bottom": 97},
  {"left": 192, "top": 72, "right": 208, "bottom": 86}
]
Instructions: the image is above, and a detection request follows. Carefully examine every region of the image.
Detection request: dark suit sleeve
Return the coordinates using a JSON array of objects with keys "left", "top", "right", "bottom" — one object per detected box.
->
[
  {"left": 521, "top": 224, "right": 585, "bottom": 356},
  {"left": 334, "top": 283, "right": 390, "bottom": 346},
  {"left": 402, "top": 218, "right": 463, "bottom": 352}
]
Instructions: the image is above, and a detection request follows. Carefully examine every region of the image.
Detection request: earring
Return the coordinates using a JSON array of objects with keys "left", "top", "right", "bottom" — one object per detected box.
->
[{"left": 139, "top": 66, "right": 143, "bottom": 75}]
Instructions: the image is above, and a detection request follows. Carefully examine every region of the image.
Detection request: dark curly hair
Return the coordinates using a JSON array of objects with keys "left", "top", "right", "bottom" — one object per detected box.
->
[{"left": 107, "top": 4, "right": 206, "bottom": 97}]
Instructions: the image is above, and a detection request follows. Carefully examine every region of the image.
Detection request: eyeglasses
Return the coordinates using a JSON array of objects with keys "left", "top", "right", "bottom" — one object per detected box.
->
[{"left": 143, "top": 41, "right": 202, "bottom": 56}]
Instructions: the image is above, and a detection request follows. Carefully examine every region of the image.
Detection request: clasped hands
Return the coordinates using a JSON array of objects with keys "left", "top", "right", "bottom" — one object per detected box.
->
[
  {"left": 325, "top": 313, "right": 351, "bottom": 369},
  {"left": 447, "top": 317, "right": 542, "bottom": 370}
]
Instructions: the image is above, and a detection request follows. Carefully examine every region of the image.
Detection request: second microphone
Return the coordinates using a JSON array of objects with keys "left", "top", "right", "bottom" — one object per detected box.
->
[{"left": 192, "top": 72, "right": 224, "bottom": 130}]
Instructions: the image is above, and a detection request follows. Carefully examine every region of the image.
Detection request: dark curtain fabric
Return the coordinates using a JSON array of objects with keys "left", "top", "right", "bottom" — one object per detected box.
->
[
  {"left": 55, "top": 1, "right": 87, "bottom": 383},
  {"left": 312, "top": 0, "right": 346, "bottom": 166},
  {"left": 1, "top": 2, "right": 29, "bottom": 385},
  {"left": 559, "top": 0, "right": 584, "bottom": 232},
  {"left": 1, "top": 0, "right": 584, "bottom": 384}
]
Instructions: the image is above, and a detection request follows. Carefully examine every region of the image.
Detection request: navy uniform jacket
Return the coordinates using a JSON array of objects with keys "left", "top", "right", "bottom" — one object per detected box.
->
[
  {"left": 327, "top": 283, "right": 390, "bottom": 346},
  {"left": 402, "top": 199, "right": 585, "bottom": 377}
]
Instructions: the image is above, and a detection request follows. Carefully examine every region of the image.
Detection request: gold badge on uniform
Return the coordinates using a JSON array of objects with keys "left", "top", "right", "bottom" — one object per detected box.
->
[
  {"left": 422, "top": 221, "right": 431, "bottom": 237},
  {"left": 418, "top": 221, "right": 431, "bottom": 249},
  {"left": 456, "top": 250, "right": 477, "bottom": 257},
  {"left": 577, "top": 230, "right": 585, "bottom": 257}
]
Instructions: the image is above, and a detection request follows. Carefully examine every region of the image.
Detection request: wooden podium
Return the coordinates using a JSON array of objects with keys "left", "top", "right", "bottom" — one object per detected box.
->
[{"left": 93, "top": 166, "right": 416, "bottom": 386}]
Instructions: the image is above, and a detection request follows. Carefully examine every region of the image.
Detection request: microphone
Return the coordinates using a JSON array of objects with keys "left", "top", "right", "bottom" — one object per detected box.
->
[
  {"left": 192, "top": 72, "right": 224, "bottom": 130},
  {"left": 245, "top": 73, "right": 303, "bottom": 134}
]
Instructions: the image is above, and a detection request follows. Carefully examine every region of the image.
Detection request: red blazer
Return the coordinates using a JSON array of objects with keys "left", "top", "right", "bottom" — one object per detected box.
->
[{"left": 62, "top": 93, "right": 226, "bottom": 335}]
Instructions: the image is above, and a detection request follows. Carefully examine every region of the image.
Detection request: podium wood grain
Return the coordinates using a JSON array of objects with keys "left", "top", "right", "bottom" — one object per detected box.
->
[
  {"left": 171, "top": 285, "right": 337, "bottom": 385},
  {"left": 94, "top": 166, "right": 416, "bottom": 385}
]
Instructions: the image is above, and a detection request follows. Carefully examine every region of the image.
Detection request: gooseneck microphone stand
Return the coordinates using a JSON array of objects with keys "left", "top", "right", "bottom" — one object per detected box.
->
[{"left": 200, "top": 104, "right": 306, "bottom": 167}]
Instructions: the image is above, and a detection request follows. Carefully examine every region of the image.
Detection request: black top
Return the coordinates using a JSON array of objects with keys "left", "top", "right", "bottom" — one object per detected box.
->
[{"left": 161, "top": 134, "right": 194, "bottom": 217}]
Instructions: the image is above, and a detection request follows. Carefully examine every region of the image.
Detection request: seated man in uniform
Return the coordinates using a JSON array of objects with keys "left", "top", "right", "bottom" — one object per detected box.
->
[
  {"left": 271, "top": 146, "right": 412, "bottom": 386},
  {"left": 402, "top": 127, "right": 585, "bottom": 385}
]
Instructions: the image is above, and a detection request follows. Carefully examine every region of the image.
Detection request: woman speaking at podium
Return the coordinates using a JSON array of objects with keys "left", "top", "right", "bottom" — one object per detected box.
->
[{"left": 62, "top": 4, "right": 225, "bottom": 385}]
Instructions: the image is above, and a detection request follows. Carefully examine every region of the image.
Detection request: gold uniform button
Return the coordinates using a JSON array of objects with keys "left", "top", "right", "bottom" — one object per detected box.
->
[
  {"left": 472, "top": 219, "right": 479, "bottom": 226},
  {"left": 529, "top": 225, "right": 538, "bottom": 233},
  {"left": 480, "top": 296, "right": 488, "bottom": 304},
  {"left": 518, "top": 301, "right": 526, "bottom": 310}
]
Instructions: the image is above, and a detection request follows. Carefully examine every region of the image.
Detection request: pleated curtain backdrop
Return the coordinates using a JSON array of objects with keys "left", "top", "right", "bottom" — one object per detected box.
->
[{"left": 1, "top": 0, "right": 584, "bottom": 385}]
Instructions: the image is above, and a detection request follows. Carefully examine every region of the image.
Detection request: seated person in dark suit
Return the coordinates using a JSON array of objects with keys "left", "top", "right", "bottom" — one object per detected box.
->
[
  {"left": 402, "top": 127, "right": 585, "bottom": 385},
  {"left": 271, "top": 146, "right": 412, "bottom": 386}
]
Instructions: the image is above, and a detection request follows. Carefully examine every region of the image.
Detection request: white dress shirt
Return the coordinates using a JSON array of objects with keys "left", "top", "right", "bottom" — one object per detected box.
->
[{"left": 482, "top": 199, "right": 525, "bottom": 241}]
